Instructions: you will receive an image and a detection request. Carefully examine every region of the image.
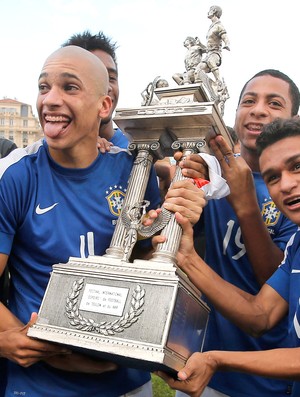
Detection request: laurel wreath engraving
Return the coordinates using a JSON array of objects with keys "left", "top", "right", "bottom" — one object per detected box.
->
[{"left": 65, "top": 278, "right": 145, "bottom": 336}]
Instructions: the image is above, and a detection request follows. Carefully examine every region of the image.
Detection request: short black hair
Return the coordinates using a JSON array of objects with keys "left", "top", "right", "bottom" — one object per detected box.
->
[
  {"left": 256, "top": 117, "right": 300, "bottom": 157},
  {"left": 62, "top": 30, "right": 118, "bottom": 67},
  {"left": 237, "top": 69, "right": 300, "bottom": 116}
]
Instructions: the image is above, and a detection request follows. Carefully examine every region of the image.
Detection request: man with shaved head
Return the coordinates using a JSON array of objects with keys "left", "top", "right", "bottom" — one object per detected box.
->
[{"left": 0, "top": 46, "right": 205, "bottom": 396}]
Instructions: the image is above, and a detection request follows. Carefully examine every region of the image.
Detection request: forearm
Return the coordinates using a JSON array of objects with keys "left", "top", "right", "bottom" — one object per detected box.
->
[
  {"left": 211, "top": 348, "right": 300, "bottom": 380},
  {"left": 237, "top": 205, "right": 284, "bottom": 285},
  {"left": 180, "top": 251, "right": 269, "bottom": 335},
  {"left": 0, "top": 302, "right": 23, "bottom": 331}
]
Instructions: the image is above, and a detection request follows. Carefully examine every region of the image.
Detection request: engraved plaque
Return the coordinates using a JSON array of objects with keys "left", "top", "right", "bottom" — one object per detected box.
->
[{"left": 28, "top": 256, "right": 209, "bottom": 376}]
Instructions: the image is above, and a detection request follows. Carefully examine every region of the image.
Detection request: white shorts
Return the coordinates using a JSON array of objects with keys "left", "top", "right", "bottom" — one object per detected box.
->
[
  {"left": 120, "top": 380, "right": 153, "bottom": 397},
  {"left": 176, "top": 386, "right": 229, "bottom": 397}
]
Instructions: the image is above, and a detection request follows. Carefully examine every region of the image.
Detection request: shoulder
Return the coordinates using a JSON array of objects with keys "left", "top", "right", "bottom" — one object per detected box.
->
[
  {"left": 110, "top": 128, "right": 129, "bottom": 149},
  {"left": 0, "top": 139, "right": 44, "bottom": 179}
]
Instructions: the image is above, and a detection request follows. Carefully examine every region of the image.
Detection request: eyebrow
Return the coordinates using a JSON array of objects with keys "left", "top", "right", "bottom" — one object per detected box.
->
[
  {"left": 242, "top": 91, "right": 287, "bottom": 104},
  {"left": 106, "top": 67, "right": 118, "bottom": 76},
  {"left": 38, "top": 72, "right": 82, "bottom": 82},
  {"left": 261, "top": 153, "right": 300, "bottom": 179}
]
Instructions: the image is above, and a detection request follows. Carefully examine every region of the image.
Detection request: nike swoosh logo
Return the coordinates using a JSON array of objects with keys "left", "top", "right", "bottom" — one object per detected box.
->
[{"left": 35, "top": 203, "right": 58, "bottom": 215}]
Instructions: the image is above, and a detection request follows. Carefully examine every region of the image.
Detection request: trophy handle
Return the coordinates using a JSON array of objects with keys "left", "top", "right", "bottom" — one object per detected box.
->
[{"left": 150, "top": 140, "right": 204, "bottom": 265}]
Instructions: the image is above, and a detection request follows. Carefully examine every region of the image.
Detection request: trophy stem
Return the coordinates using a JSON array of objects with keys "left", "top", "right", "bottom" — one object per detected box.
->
[
  {"left": 105, "top": 143, "right": 155, "bottom": 259},
  {"left": 150, "top": 145, "right": 197, "bottom": 265}
]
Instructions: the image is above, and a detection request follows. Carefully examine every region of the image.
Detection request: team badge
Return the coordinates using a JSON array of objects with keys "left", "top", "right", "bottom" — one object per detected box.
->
[
  {"left": 106, "top": 185, "right": 126, "bottom": 216},
  {"left": 261, "top": 200, "right": 280, "bottom": 226}
]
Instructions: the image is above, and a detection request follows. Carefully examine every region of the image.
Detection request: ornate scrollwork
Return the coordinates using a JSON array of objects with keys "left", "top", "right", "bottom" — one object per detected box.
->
[{"left": 65, "top": 279, "right": 145, "bottom": 336}]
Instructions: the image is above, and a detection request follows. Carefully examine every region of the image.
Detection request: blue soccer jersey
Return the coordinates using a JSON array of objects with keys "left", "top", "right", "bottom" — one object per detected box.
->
[
  {"left": 202, "top": 172, "right": 297, "bottom": 397},
  {"left": 110, "top": 127, "right": 129, "bottom": 149},
  {"left": 0, "top": 140, "right": 160, "bottom": 397},
  {"left": 267, "top": 229, "right": 300, "bottom": 397}
]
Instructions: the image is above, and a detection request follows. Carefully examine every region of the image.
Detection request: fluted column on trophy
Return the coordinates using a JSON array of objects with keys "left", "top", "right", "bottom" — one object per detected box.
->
[
  {"left": 151, "top": 141, "right": 205, "bottom": 265},
  {"left": 105, "top": 141, "right": 161, "bottom": 260}
]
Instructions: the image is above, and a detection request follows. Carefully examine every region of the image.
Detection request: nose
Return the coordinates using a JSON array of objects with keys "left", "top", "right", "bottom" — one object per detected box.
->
[
  {"left": 41, "top": 86, "right": 64, "bottom": 107},
  {"left": 280, "top": 171, "right": 298, "bottom": 193},
  {"left": 249, "top": 100, "right": 268, "bottom": 118},
  {"left": 107, "top": 83, "right": 113, "bottom": 98}
]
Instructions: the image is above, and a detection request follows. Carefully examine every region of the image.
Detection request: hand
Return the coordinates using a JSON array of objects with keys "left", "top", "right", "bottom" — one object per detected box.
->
[
  {"left": 151, "top": 211, "right": 198, "bottom": 263},
  {"left": 155, "top": 352, "right": 217, "bottom": 397},
  {"left": 155, "top": 158, "right": 176, "bottom": 198},
  {"left": 209, "top": 136, "right": 256, "bottom": 212},
  {"left": 45, "top": 352, "right": 118, "bottom": 374},
  {"left": 174, "top": 152, "right": 209, "bottom": 180},
  {"left": 97, "top": 137, "right": 113, "bottom": 153},
  {"left": 174, "top": 212, "right": 197, "bottom": 264},
  {"left": 164, "top": 180, "right": 206, "bottom": 225},
  {"left": 0, "top": 313, "right": 71, "bottom": 367}
]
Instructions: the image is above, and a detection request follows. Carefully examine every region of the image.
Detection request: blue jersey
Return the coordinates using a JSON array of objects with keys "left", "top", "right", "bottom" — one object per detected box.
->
[
  {"left": 267, "top": 229, "right": 300, "bottom": 397},
  {"left": 203, "top": 172, "right": 296, "bottom": 397},
  {"left": 0, "top": 140, "right": 160, "bottom": 397},
  {"left": 110, "top": 128, "right": 129, "bottom": 148}
]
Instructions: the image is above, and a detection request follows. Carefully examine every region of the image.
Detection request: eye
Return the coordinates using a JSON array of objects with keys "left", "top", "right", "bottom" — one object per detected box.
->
[
  {"left": 293, "top": 163, "right": 300, "bottom": 171},
  {"left": 38, "top": 83, "right": 49, "bottom": 93},
  {"left": 109, "top": 75, "right": 118, "bottom": 83},
  {"left": 269, "top": 100, "right": 283, "bottom": 108},
  {"left": 264, "top": 174, "right": 279, "bottom": 185},
  {"left": 240, "top": 97, "right": 255, "bottom": 105},
  {"left": 64, "top": 84, "right": 79, "bottom": 92}
]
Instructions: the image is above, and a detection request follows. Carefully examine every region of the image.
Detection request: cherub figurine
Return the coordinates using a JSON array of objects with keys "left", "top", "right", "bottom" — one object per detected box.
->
[{"left": 172, "top": 36, "right": 206, "bottom": 85}]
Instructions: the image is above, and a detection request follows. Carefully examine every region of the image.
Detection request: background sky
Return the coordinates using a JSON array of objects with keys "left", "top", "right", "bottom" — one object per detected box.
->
[{"left": 0, "top": 0, "right": 299, "bottom": 128}]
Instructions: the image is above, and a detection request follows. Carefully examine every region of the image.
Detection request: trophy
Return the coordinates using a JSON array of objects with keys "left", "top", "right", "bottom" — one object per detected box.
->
[{"left": 28, "top": 22, "right": 233, "bottom": 374}]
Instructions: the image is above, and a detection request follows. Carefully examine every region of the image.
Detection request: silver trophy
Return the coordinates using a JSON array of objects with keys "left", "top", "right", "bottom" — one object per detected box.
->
[{"left": 28, "top": 80, "right": 232, "bottom": 374}]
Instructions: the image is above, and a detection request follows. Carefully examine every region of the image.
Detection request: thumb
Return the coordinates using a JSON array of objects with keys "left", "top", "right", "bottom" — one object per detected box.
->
[
  {"left": 28, "top": 312, "right": 38, "bottom": 326},
  {"left": 22, "top": 312, "right": 38, "bottom": 332},
  {"left": 177, "top": 367, "right": 191, "bottom": 381}
]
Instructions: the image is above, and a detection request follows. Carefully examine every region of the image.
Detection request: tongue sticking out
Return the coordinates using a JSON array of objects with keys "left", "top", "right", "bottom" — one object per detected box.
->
[{"left": 44, "top": 121, "right": 69, "bottom": 138}]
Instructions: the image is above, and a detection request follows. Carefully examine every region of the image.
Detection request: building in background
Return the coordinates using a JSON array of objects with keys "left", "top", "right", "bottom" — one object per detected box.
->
[{"left": 0, "top": 98, "right": 43, "bottom": 147}]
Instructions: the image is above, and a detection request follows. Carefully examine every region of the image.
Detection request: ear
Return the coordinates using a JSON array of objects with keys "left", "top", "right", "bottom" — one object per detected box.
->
[{"left": 99, "top": 95, "right": 112, "bottom": 119}]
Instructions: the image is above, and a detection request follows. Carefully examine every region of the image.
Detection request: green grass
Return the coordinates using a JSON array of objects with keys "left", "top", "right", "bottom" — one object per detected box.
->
[{"left": 152, "top": 374, "right": 175, "bottom": 397}]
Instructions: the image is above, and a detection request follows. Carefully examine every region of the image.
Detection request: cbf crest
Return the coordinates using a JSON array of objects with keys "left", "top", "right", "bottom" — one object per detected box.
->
[
  {"left": 106, "top": 185, "right": 127, "bottom": 217},
  {"left": 261, "top": 200, "right": 280, "bottom": 226}
]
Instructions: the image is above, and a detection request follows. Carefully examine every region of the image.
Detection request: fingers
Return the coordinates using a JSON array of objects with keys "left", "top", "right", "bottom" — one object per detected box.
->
[
  {"left": 209, "top": 136, "right": 235, "bottom": 165},
  {"left": 97, "top": 137, "right": 113, "bottom": 153},
  {"left": 142, "top": 208, "right": 161, "bottom": 226},
  {"left": 179, "top": 154, "right": 209, "bottom": 180},
  {"left": 151, "top": 235, "right": 167, "bottom": 251},
  {"left": 173, "top": 151, "right": 183, "bottom": 162},
  {"left": 164, "top": 180, "right": 206, "bottom": 224}
]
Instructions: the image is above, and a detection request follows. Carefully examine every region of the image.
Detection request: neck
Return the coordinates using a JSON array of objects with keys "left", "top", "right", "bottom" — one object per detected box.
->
[
  {"left": 241, "top": 146, "right": 260, "bottom": 172},
  {"left": 48, "top": 137, "right": 99, "bottom": 169},
  {"left": 99, "top": 120, "right": 115, "bottom": 141}
]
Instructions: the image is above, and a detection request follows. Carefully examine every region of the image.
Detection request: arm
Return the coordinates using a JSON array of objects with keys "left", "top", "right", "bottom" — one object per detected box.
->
[
  {"left": 161, "top": 213, "right": 288, "bottom": 336},
  {"left": 178, "top": 137, "right": 285, "bottom": 285},
  {"left": 157, "top": 347, "right": 300, "bottom": 397},
  {"left": 0, "top": 254, "right": 117, "bottom": 373},
  {"left": 209, "top": 136, "right": 285, "bottom": 284}
]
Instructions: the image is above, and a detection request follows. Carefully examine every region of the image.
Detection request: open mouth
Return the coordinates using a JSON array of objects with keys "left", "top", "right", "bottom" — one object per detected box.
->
[
  {"left": 286, "top": 197, "right": 300, "bottom": 207},
  {"left": 44, "top": 115, "right": 71, "bottom": 138},
  {"left": 246, "top": 123, "right": 264, "bottom": 132}
]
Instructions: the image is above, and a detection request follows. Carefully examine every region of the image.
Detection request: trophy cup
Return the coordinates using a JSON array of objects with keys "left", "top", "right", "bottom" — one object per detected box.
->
[{"left": 28, "top": 22, "right": 233, "bottom": 372}]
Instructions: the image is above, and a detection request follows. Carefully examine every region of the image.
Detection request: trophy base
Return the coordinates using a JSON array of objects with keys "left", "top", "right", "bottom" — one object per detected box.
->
[{"left": 28, "top": 255, "right": 210, "bottom": 375}]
